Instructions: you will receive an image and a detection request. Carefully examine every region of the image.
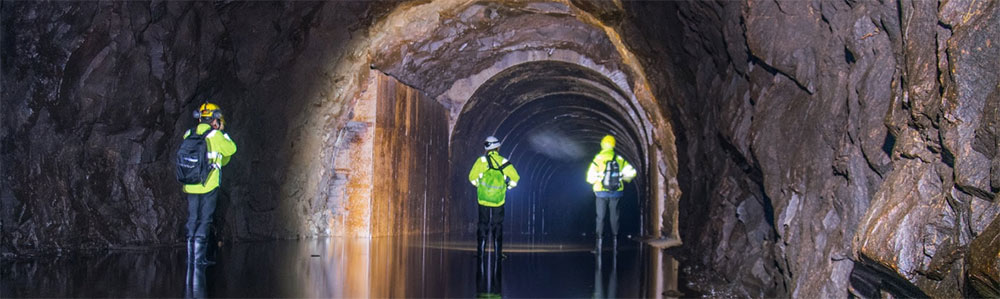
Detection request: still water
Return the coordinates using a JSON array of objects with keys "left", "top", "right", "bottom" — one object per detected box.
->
[{"left": 2, "top": 236, "right": 688, "bottom": 298}]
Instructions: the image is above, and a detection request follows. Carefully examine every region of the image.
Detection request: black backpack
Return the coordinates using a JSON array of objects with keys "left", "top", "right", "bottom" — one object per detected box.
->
[
  {"left": 175, "top": 128, "right": 212, "bottom": 185},
  {"left": 601, "top": 152, "right": 621, "bottom": 190}
]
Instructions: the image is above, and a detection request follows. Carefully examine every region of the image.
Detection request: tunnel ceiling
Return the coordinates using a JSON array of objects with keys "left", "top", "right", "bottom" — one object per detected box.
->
[
  {"left": 368, "top": 0, "right": 638, "bottom": 115},
  {"left": 447, "top": 60, "right": 651, "bottom": 240},
  {"left": 497, "top": 96, "right": 641, "bottom": 166},
  {"left": 453, "top": 60, "right": 645, "bottom": 165},
  {"left": 449, "top": 60, "right": 648, "bottom": 195}
]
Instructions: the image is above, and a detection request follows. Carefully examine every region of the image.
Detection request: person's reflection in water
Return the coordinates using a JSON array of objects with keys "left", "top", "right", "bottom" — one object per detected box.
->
[
  {"left": 476, "top": 256, "right": 502, "bottom": 298},
  {"left": 593, "top": 252, "right": 603, "bottom": 298},
  {"left": 609, "top": 250, "right": 618, "bottom": 298},
  {"left": 185, "top": 263, "right": 207, "bottom": 298},
  {"left": 593, "top": 249, "right": 619, "bottom": 298}
]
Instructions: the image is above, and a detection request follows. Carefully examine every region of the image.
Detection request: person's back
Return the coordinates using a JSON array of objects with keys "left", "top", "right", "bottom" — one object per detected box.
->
[
  {"left": 468, "top": 136, "right": 519, "bottom": 259},
  {"left": 586, "top": 135, "right": 635, "bottom": 253},
  {"left": 470, "top": 150, "right": 519, "bottom": 206},
  {"left": 181, "top": 123, "right": 236, "bottom": 194},
  {"left": 179, "top": 102, "right": 236, "bottom": 267}
]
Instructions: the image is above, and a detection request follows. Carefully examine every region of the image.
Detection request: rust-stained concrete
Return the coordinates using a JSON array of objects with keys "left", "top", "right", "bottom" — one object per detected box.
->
[{"left": 372, "top": 74, "right": 449, "bottom": 236}]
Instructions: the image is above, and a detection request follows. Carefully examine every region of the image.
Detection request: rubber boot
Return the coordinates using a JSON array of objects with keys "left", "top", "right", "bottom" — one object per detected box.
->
[
  {"left": 476, "top": 237, "right": 486, "bottom": 258},
  {"left": 476, "top": 256, "right": 487, "bottom": 294},
  {"left": 495, "top": 234, "right": 506, "bottom": 260},
  {"left": 185, "top": 262, "right": 194, "bottom": 299},
  {"left": 186, "top": 237, "right": 195, "bottom": 265},
  {"left": 612, "top": 235, "right": 618, "bottom": 253},
  {"left": 186, "top": 262, "right": 206, "bottom": 299},
  {"left": 193, "top": 237, "right": 215, "bottom": 266}
]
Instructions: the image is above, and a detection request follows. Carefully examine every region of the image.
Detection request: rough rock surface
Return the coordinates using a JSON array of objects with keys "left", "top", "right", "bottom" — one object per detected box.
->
[
  {"left": 2, "top": 1, "right": 380, "bottom": 253},
  {"left": 2, "top": 0, "right": 998, "bottom": 297},
  {"left": 623, "top": 0, "right": 999, "bottom": 297},
  {"left": 969, "top": 214, "right": 1000, "bottom": 297}
]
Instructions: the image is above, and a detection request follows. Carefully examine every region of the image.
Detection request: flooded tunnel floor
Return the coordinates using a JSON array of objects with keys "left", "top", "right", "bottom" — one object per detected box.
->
[{"left": 2, "top": 236, "right": 693, "bottom": 298}]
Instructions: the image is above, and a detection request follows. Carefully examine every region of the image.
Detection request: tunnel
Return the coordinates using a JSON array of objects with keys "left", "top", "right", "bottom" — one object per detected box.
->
[
  {"left": 3, "top": 0, "right": 1000, "bottom": 298},
  {"left": 449, "top": 60, "right": 651, "bottom": 243}
]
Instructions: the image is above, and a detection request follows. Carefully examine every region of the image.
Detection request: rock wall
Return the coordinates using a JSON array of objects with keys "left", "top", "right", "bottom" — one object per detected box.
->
[
  {"left": 1, "top": 1, "right": 380, "bottom": 254},
  {"left": 622, "top": 0, "right": 999, "bottom": 297}
]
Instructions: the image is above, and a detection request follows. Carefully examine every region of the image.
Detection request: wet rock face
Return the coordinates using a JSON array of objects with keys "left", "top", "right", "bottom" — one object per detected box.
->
[
  {"left": 1, "top": 1, "right": 377, "bottom": 254},
  {"left": 370, "top": 1, "right": 622, "bottom": 99},
  {"left": 969, "top": 215, "right": 1000, "bottom": 297},
  {"left": 625, "top": 0, "right": 999, "bottom": 297}
]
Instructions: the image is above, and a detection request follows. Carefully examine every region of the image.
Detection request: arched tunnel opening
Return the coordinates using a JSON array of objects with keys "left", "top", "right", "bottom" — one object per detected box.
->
[
  {"left": 449, "top": 61, "right": 649, "bottom": 245},
  {"left": 3, "top": 0, "right": 1000, "bottom": 298}
]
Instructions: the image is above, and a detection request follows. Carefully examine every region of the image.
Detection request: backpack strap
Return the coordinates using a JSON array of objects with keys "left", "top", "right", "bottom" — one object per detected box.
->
[
  {"left": 596, "top": 150, "right": 618, "bottom": 166},
  {"left": 189, "top": 127, "right": 213, "bottom": 138},
  {"left": 486, "top": 154, "right": 511, "bottom": 171}
]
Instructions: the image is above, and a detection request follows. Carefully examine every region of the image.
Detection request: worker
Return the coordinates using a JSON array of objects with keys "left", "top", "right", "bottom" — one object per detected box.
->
[
  {"left": 468, "top": 136, "right": 520, "bottom": 260},
  {"left": 175, "top": 102, "right": 237, "bottom": 266},
  {"left": 586, "top": 134, "right": 636, "bottom": 253}
]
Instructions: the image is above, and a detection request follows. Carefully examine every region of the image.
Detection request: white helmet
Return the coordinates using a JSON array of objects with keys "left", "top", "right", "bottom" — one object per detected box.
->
[{"left": 484, "top": 136, "right": 501, "bottom": 150}]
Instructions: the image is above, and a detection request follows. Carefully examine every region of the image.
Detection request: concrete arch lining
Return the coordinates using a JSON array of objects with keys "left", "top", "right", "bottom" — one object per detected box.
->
[
  {"left": 452, "top": 60, "right": 646, "bottom": 145},
  {"left": 362, "top": 0, "right": 680, "bottom": 241},
  {"left": 438, "top": 49, "right": 637, "bottom": 128},
  {"left": 449, "top": 61, "right": 651, "bottom": 238},
  {"left": 495, "top": 94, "right": 644, "bottom": 167}
]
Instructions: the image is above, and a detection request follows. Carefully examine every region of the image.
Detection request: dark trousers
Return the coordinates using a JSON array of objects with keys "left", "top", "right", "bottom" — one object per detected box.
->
[
  {"left": 478, "top": 205, "right": 504, "bottom": 244},
  {"left": 186, "top": 189, "right": 218, "bottom": 239},
  {"left": 595, "top": 196, "right": 621, "bottom": 237}
]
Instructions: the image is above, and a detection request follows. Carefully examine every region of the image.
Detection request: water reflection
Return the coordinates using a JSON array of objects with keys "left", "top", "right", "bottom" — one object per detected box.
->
[
  {"left": 643, "top": 245, "right": 682, "bottom": 298},
  {"left": 593, "top": 250, "right": 618, "bottom": 298},
  {"left": 476, "top": 256, "right": 502, "bottom": 298},
  {"left": 184, "top": 263, "right": 206, "bottom": 298},
  {"left": 2, "top": 236, "right": 688, "bottom": 298}
]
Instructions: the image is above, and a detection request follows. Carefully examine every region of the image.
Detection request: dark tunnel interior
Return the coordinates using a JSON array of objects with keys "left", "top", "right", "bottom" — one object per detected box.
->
[
  {"left": 3, "top": 0, "right": 999, "bottom": 297},
  {"left": 449, "top": 61, "right": 647, "bottom": 244}
]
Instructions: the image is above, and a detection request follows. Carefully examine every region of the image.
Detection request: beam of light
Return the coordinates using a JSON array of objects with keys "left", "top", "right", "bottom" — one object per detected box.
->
[{"left": 527, "top": 128, "right": 586, "bottom": 161}]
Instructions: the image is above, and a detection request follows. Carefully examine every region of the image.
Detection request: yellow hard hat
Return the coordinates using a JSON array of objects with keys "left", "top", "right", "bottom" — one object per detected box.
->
[
  {"left": 601, "top": 135, "right": 615, "bottom": 149},
  {"left": 196, "top": 102, "right": 222, "bottom": 119}
]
